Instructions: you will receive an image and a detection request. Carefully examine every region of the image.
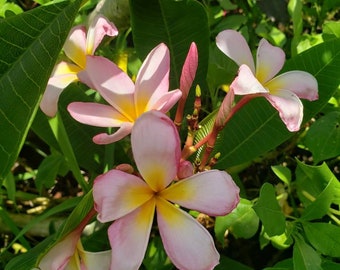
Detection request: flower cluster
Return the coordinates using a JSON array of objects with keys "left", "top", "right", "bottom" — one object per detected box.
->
[{"left": 38, "top": 15, "right": 318, "bottom": 270}]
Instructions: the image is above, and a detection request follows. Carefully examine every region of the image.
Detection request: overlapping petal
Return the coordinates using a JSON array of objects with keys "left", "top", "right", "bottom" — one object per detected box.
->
[
  {"left": 93, "top": 170, "right": 153, "bottom": 222},
  {"left": 92, "top": 122, "right": 133, "bottom": 145},
  {"left": 216, "top": 30, "right": 255, "bottom": 73},
  {"left": 108, "top": 199, "right": 155, "bottom": 270},
  {"left": 264, "top": 90, "right": 303, "bottom": 132},
  {"left": 131, "top": 111, "right": 180, "bottom": 192},
  {"left": 161, "top": 170, "right": 240, "bottom": 216},
  {"left": 147, "top": 90, "right": 182, "bottom": 112},
  {"left": 86, "top": 15, "right": 118, "bottom": 55},
  {"left": 265, "top": 71, "right": 319, "bottom": 100},
  {"left": 38, "top": 229, "right": 81, "bottom": 270},
  {"left": 63, "top": 26, "right": 87, "bottom": 68},
  {"left": 156, "top": 198, "right": 220, "bottom": 270},
  {"left": 255, "top": 38, "right": 285, "bottom": 83},
  {"left": 230, "top": 64, "right": 269, "bottom": 95},
  {"left": 67, "top": 102, "right": 128, "bottom": 127},
  {"left": 77, "top": 242, "right": 111, "bottom": 270},
  {"left": 134, "top": 43, "right": 170, "bottom": 115}
]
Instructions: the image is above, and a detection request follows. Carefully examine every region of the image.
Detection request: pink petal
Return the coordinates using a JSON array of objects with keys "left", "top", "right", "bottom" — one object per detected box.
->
[
  {"left": 264, "top": 90, "right": 303, "bottom": 132},
  {"left": 215, "top": 89, "right": 235, "bottom": 128},
  {"left": 86, "top": 15, "right": 118, "bottom": 55},
  {"left": 79, "top": 56, "right": 136, "bottom": 121},
  {"left": 134, "top": 43, "right": 170, "bottom": 115},
  {"left": 161, "top": 170, "right": 240, "bottom": 216},
  {"left": 92, "top": 122, "right": 133, "bottom": 144},
  {"left": 177, "top": 160, "right": 194, "bottom": 179},
  {"left": 156, "top": 198, "right": 220, "bottom": 270},
  {"left": 131, "top": 111, "right": 180, "bottom": 192},
  {"left": 180, "top": 42, "right": 198, "bottom": 99},
  {"left": 147, "top": 89, "right": 182, "bottom": 113},
  {"left": 230, "top": 64, "right": 269, "bottom": 95},
  {"left": 255, "top": 38, "right": 286, "bottom": 84},
  {"left": 93, "top": 169, "right": 153, "bottom": 222},
  {"left": 216, "top": 30, "right": 255, "bottom": 73},
  {"left": 63, "top": 26, "right": 87, "bottom": 68},
  {"left": 67, "top": 102, "right": 128, "bottom": 127},
  {"left": 40, "top": 63, "right": 80, "bottom": 117},
  {"left": 38, "top": 229, "right": 81, "bottom": 269},
  {"left": 265, "top": 71, "right": 318, "bottom": 101},
  {"left": 108, "top": 199, "right": 155, "bottom": 270}
]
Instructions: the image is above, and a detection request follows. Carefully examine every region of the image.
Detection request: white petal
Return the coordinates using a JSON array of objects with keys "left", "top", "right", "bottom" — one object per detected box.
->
[
  {"left": 255, "top": 38, "right": 285, "bottom": 83},
  {"left": 216, "top": 30, "right": 255, "bottom": 73}
]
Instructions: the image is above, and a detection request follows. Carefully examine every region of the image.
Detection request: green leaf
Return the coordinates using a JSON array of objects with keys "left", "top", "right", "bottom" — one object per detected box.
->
[
  {"left": 323, "top": 21, "right": 340, "bottom": 39},
  {"left": 253, "top": 183, "right": 286, "bottom": 237},
  {"left": 302, "top": 222, "right": 340, "bottom": 257},
  {"left": 143, "top": 236, "right": 172, "bottom": 270},
  {"left": 271, "top": 165, "right": 291, "bottom": 186},
  {"left": 295, "top": 161, "right": 340, "bottom": 220},
  {"left": 0, "top": 0, "right": 83, "bottom": 181},
  {"left": 35, "top": 152, "right": 65, "bottom": 193},
  {"left": 215, "top": 198, "right": 259, "bottom": 243},
  {"left": 214, "top": 38, "right": 340, "bottom": 170},
  {"left": 293, "top": 235, "right": 322, "bottom": 270},
  {"left": 129, "top": 0, "right": 209, "bottom": 113},
  {"left": 215, "top": 255, "right": 253, "bottom": 270},
  {"left": 304, "top": 111, "right": 340, "bottom": 163}
]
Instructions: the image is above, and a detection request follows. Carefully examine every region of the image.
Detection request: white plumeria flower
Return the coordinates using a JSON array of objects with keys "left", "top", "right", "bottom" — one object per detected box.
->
[
  {"left": 93, "top": 111, "right": 240, "bottom": 270},
  {"left": 216, "top": 30, "right": 318, "bottom": 131},
  {"left": 40, "top": 15, "right": 118, "bottom": 117},
  {"left": 67, "top": 43, "right": 182, "bottom": 144}
]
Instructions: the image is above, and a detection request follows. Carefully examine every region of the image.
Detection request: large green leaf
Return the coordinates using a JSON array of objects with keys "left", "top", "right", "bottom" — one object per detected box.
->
[
  {"left": 214, "top": 38, "right": 340, "bottom": 169},
  {"left": 0, "top": 0, "right": 83, "bottom": 180},
  {"left": 129, "top": 0, "right": 209, "bottom": 111}
]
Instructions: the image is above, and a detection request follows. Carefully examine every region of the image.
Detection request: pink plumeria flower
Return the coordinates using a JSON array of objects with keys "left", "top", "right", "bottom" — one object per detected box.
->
[
  {"left": 40, "top": 15, "right": 118, "bottom": 117},
  {"left": 38, "top": 209, "right": 111, "bottom": 270},
  {"left": 67, "top": 43, "right": 182, "bottom": 144},
  {"left": 216, "top": 30, "right": 318, "bottom": 131},
  {"left": 93, "top": 111, "right": 240, "bottom": 270}
]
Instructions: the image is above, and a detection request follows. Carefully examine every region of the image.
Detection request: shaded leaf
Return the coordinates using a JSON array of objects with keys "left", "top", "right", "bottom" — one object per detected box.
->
[
  {"left": 293, "top": 235, "right": 322, "bottom": 270},
  {"left": 0, "top": 0, "right": 83, "bottom": 180},
  {"left": 303, "top": 222, "right": 340, "bottom": 257},
  {"left": 304, "top": 111, "right": 340, "bottom": 163}
]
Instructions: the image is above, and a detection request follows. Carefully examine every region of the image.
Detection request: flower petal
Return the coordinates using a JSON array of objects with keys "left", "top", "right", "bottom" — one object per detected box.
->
[
  {"left": 216, "top": 30, "right": 255, "bottom": 73},
  {"left": 79, "top": 56, "right": 136, "bottom": 122},
  {"left": 92, "top": 122, "right": 133, "bottom": 144},
  {"left": 264, "top": 89, "right": 303, "bottom": 132},
  {"left": 156, "top": 198, "right": 220, "bottom": 270},
  {"left": 161, "top": 170, "right": 240, "bottom": 216},
  {"left": 131, "top": 111, "right": 180, "bottom": 192},
  {"left": 147, "top": 89, "right": 182, "bottom": 113},
  {"left": 255, "top": 38, "right": 285, "bottom": 84},
  {"left": 38, "top": 230, "right": 81, "bottom": 270},
  {"left": 86, "top": 15, "right": 118, "bottom": 55},
  {"left": 63, "top": 26, "right": 87, "bottom": 69},
  {"left": 108, "top": 199, "right": 155, "bottom": 270},
  {"left": 67, "top": 102, "right": 128, "bottom": 127},
  {"left": 40, "top": 62, "right": 81, "bottom": 117},
  {"left": 134, "top": 43, "right": 170, "bottom": 115},
  {"left": 77, "top": 241, "right": 112, "bottom": 270},
  {"left": 231, "top": 64, "right": 269, "bottom": 95},
  {"left": 93, "top": 170, "right": 153, "bottom": 222},
  {"left": 265, "top": 70, "right": 318, "bottom": 101}
]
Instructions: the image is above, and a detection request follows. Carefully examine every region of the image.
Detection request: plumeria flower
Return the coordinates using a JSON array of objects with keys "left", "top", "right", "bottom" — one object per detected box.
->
[
  {"left": 216, "top": 30, "right": 318, "bottom": 131},
  {"left": 40, "top": 15, "right": 118, "bottom": 117},
  {"left": 93, "top": 111, "right": 240, "bottom": 270},
  {"left": 38, "top": 209, "right": 111, "bottom": 270},
  {"left": 67, "top": 43, "right": 182, "bottom": 144}
]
